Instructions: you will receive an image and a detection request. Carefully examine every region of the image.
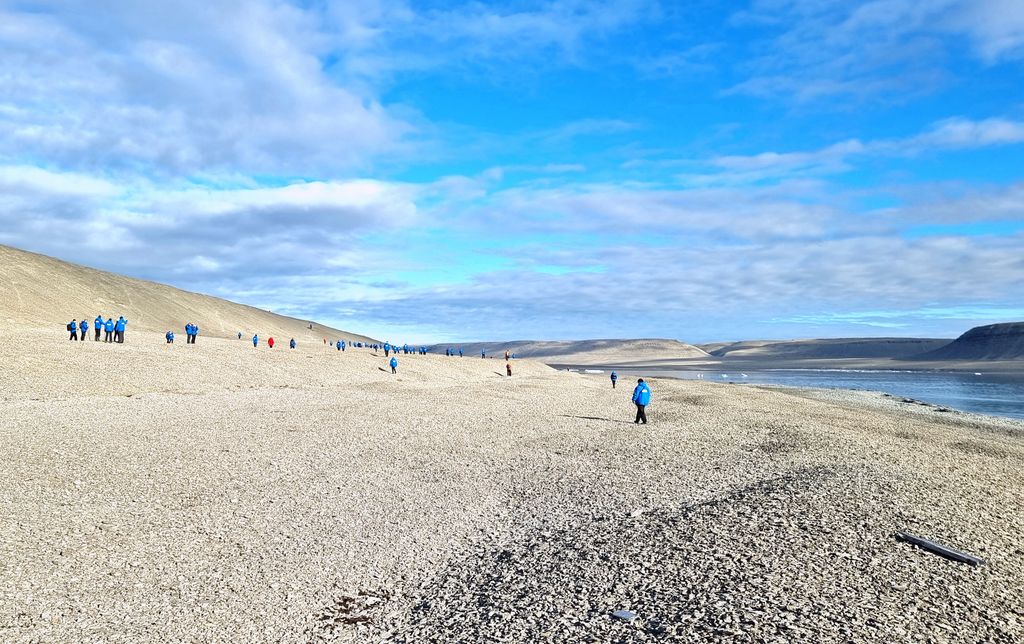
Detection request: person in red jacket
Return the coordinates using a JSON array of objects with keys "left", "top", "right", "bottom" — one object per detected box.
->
[{"left": 268, "top": 337, "right": 275, "bottom": 348}]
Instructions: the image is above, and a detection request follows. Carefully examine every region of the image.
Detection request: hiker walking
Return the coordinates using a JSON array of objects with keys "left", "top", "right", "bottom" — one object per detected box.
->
[
  {"left": 79, "top": 318, "right": 89, "bottom": 341},
  {"left": 632, "top": 379, "right": 651, "bottom": 425},
  {"left": 94, "top": 315, "right": 103, "bottom": 340},
  {"left": 268, "top": 337, "right": 275, "bottom": 349},
  {"left": 67, "top": 319, "right": 78, "bottom": 341},
  {"left": 384, "top": 342, "right": 391, "bottom": 357},
  {"left": 505, "top": 350, "right": 510, "bottom": 361},
  {"left": 390, "top": 356, "right": 398, "bottom": 374},
  {"left": 290, "top": 338, "right": 296, "bottom": 349},
  {"left": 610, "top": 371, "right": 618, "bottom": 389},
  {"left": 104, "top": 318, "right": 114, "bottom": 342},
  {"left": 252, "top": 334, "right": 259, "bottom": 347},
  {"left": 506, "top": 362, "right": 512, "bottom": 377},
  {"left": 166, "top": 330, "right": 174, "bottom": 344}
]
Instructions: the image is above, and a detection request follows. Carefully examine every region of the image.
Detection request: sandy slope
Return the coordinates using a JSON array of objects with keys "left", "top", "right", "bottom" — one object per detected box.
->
[
  {"left": 0, "top": 244, "right": 374, "bottom": 344},
  {"left": 1, "top": 328, "right": 1022, "bottom": 643}
]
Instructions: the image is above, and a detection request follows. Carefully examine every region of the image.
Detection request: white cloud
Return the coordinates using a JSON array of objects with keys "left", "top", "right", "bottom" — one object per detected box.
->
[
  {"left": 0, "top": 1, "right": 412, "bottom": 176},
  {"left": 0, "top": 165, "right": 118, "bottom": 198},
  {"left": 730, "top": 0, "right": 1024, "bottom": 101},
  {"left": 911, "top": 117, "right": 1024, "bottom": 148},
  {"left": 674, "top": 116, "right": 1024, "bottom": 186}
]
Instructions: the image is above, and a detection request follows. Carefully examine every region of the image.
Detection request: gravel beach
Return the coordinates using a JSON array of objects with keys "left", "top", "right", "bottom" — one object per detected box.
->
[{"left": 2, "top": 329, "right": 1022, "bottom": 642}]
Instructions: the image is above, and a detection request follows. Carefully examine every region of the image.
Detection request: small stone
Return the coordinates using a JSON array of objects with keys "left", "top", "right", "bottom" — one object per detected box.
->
[{"left": 612, "top": 609, "right": 637, "bottom": 622}]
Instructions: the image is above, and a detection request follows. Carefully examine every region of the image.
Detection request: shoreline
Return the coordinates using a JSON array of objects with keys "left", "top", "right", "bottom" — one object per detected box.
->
[
  {"left": 555, "top": 362, "right": 1024, "bottom": 422},
  {"left": 548, "top": 356, "right": 1024, "bottom": 375}
]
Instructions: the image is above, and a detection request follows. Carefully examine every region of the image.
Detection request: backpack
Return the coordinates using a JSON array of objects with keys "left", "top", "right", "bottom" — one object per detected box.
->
[{"left": 67, "top": 323, "right": 73, "bottom": 331}]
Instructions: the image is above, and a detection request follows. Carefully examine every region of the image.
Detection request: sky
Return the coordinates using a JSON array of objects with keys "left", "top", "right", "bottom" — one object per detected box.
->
[{"left": 1, "top": 0, "right": 1023, "bottom": 343}]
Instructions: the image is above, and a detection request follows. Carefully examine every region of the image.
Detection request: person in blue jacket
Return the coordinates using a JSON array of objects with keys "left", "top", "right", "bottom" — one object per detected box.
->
[
  {"left": 610, "top": 371, "right": 618, "bottom": 389},
  {"left": 94, "top": 315, "right": 103, "bottom": 340},
  {"left": 631, "top": 378, "right": 651, "bottom": 424},
  {"left": 114, "top": 316, "right": 127, "bottom": 343},
  {"left": 252, "top": 334, "right": 259, "bottom": 347},
  {"left": 336, "top": 340, "right": 342, "bottom": 351},
  {"left": 104, "top": 317, "right": 114, "bottom": 342},
  {"left": 384, "top": 342, "right": 391, "bottom": 357},
  {"left": 481, "top": 349, "right": 486, "bottom": 359},
  {"left": 290, "top": 338, "right": 296, "bottom": 349},
  {"left": 166, "top": 330, "right": 174, "bottom": 344},
  {"left": 79, "top": 318, "right": 89, "bottom": 341},
  {"left": 67, "top": 319, "right": 78, "bottom": 341},
  {"left": 238, "top": 331, "right": 242, "bottom": 340},
  {"left": 341, "top": 340, "right": 345, "bottom": 351},
  {"left": 389, "top": 356, "right": 398, "bottom": 374},
  {"left": 459, "top": 347, "right": 464, "bottom": 357}
]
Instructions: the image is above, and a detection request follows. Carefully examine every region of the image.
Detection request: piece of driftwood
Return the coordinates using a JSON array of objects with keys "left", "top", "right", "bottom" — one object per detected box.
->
[{"left": 894, "top": 531, "right": 985, "bottom": 566}]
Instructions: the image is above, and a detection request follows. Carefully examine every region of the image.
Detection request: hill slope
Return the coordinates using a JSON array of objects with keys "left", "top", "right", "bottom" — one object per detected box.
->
[
  {"left": 702, "top": 337, "right": 951, "bottom": 360},
  {"left": 430, "top": 338, "right": 710, "bottom": 365},
  {"left": 915, "top": 323, "right": 1024, "bottom": 361},
  {"left": 0, "top": 244, "right": 374, "bottom": 343}
]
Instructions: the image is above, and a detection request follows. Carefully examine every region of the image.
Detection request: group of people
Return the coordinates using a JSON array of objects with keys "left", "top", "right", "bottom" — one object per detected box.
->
[
  {"left": 64, "top": 318, "right": 654, "bottom": 422},
  {"left": 67, "top": 316, "right": 127, "bottom": 343},
  {"left": 381, "top": 342, "right": 428, "bottom": 357},
  {"left": 167, "top": 322, "right": 200, "bottom": 344}
]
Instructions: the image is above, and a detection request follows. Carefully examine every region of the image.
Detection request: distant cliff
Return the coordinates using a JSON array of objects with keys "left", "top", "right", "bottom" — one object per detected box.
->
[
  {"left": 915, "top": 323, "right": 1024, "bottom": 361},
  {"left": 702, "top": 337, "right": 950, "bottom": 360}
]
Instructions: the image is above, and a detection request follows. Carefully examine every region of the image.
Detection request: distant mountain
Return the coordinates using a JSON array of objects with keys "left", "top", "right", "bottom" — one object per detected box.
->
[
  {"left": 914, "top": 323, "right": 1024, "bottom": 361},
  {"left": 701, "top": 337, "right": 951, "bottom": 360},
  {"left": 0, "top": 244, "right": 375, "bottom": 343},
  {"left": 429, "top": 338, "right": 710, "bottom": 365}
]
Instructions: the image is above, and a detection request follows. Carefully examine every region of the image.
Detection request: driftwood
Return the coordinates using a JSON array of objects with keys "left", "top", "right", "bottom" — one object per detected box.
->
[{"left": 894, "top": 531, "right": 984, "bottom": 566}]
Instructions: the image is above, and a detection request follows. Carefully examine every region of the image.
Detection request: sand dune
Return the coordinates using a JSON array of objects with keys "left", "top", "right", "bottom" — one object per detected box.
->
[
  {"left": 430, "top": 338, "right": 710, "bottom": 365},
  {"left": 0, "top": 244, "right": 374, "bottom": 344},
  {"left": 915, "top": 322, "right": 1024, "bottom": 361}
]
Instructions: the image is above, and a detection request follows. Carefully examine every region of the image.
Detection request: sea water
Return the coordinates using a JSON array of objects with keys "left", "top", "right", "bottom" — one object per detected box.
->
[{"left": 622, "top": 368, "right": 1024, "bottom": 421}]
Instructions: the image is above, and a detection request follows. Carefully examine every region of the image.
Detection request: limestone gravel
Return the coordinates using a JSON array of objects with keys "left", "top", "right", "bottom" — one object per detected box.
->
[{"left": 1, "top": 329, "right": 1022, "bottom": 643}]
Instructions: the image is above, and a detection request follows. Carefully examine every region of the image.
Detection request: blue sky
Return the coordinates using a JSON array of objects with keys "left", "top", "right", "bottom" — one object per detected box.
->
[{"left": 1, "top": 0, "right": 1023, "bottom": 342}]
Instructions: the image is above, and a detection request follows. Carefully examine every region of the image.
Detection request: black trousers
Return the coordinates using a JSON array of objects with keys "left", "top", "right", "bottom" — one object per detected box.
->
[
  {"left": 612, "top": 380, "right": 616, "bottom": 388},
  {"left": 105, "top": 331, "right": 112, "bottom": 342},
  {"left": 95, "top": 328, "right": 101, "bottom": 340},
  {"left": 634, "top": 403, "right": 647, "bottom": 424},
  {"left": 69, "top": 330, "right": 77, "bottom": 341},
  {"left": 391, "top": 367, "right": 396, "bottom": 374}
]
